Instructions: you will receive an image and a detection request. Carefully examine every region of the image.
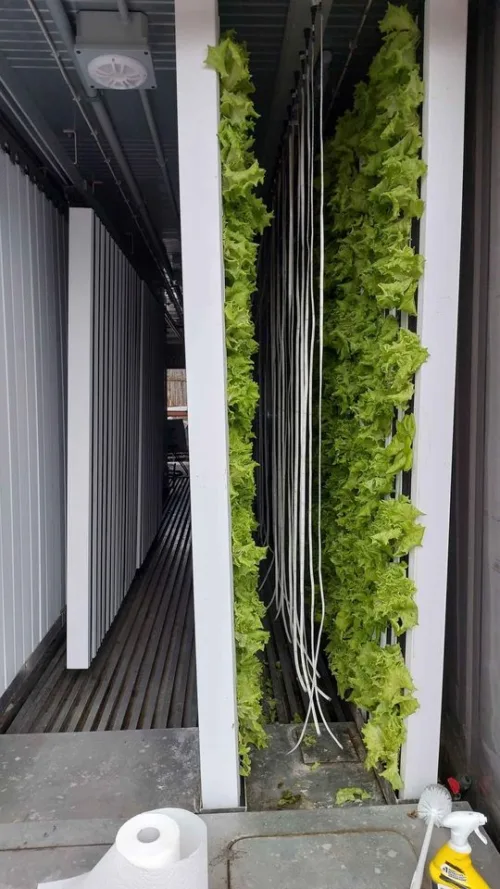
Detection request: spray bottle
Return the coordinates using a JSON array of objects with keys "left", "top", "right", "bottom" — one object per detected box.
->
[{"left": 429, "top": 810, "right": 491, "bottom": 889}]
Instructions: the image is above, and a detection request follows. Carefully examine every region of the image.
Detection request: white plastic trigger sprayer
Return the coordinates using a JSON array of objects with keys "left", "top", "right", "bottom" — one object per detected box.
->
[
  {"left": 442, "top": 810, "right": 488, "bottom": 853},
  {"left": 429, "top": 810, "right": 491, "bottom": 889},
  {"left": 410, "top": 784, "right": 453, "bottom": 889}
]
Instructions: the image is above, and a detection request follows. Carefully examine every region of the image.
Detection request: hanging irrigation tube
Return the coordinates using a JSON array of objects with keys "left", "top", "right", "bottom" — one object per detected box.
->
[
  {"left": 257, "top": 8, "right": 341, "bottom": 749},
  {"left": 257, "top": 3, "right": 428, "bottom": 788}
]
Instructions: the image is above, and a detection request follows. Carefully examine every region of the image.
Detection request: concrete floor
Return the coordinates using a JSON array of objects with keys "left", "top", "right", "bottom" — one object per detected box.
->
[
  {"left": 0, "top": 729, "right": 200, "bottom": 823},
  {"left": 247, "top": 723, "right": 386, "bottom": 811},
  {"left": 1, "top": 726, "right": 499, "bottom": 887},
  {"left": 1, "top": 805, "right": 499, "bottom": 888}
]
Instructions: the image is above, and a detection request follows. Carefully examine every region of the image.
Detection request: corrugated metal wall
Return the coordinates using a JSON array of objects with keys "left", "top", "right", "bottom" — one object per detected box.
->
[
  {"left": 67, "top": 208, "right": 164, "bottom": 669},
  {"left": 444, "top": 0, "right": 500, "bottom": 842},
  {"left": 0, "top": 150, "right": 68, "bottom": 697}
]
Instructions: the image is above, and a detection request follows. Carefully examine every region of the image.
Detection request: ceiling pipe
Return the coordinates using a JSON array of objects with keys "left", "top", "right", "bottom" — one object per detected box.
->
[
  {"left": 116, "top": 0, "right": 130, "bottom": 26},
  {"left": 90, "top": 100, "right": 166, "bottom": 259},
  {"left": 43, "top": 0, "right": 177, "bottom": 289},
  {"left": 113, "top": 0, "right": 180, "bottom": 230},
  {"left": 139, "top": 90, "right": 180, "bottom": 222}
]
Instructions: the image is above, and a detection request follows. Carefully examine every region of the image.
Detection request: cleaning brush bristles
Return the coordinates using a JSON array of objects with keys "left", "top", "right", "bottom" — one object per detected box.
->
[
  {"left": 410, "top": 784, "right": 453, "bottom": 889},
  {"left": 417, "top": 783, "right": 453, "bottom": 826}
]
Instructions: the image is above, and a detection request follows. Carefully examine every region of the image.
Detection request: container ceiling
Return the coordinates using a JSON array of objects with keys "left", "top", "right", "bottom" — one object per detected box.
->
[{"left": 0, "top": 0, "right": 422, "bottom": 342}]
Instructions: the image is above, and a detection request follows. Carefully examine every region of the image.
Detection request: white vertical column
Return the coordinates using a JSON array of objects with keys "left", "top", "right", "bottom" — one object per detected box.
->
[
  {"left": 174, "top": 0, "right": 240, "bottom": 809},
  {"left": 400, "top": 0, "right": 468, "bottom": 799},
  {"left": 66, "top": 208, "right": 94, "bottom": 669}
]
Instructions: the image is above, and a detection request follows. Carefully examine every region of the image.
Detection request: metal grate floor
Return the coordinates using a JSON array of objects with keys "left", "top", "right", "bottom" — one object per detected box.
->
[
  {"left": 262, "top": 596, "right": 346, "bottom": 724},
  {"left": 1, "top": 477, "right": 197, "bottom": 733},
  {"left": 0, "top": 476, "right": 343, "bottom": 735}
]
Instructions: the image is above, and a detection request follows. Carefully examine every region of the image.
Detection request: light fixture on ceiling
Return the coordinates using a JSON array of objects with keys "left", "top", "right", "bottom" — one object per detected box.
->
[
  {"left": 75, "top": 11, "right": 157, "bottom": 91},
  {"left": 87, "top": 54, "right": 148, "bottom": 90}
]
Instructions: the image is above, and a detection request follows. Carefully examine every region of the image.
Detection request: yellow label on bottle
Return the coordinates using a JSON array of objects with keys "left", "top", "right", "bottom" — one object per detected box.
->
[{"left": 441, "top": 863, "right": 467, "bottom": 883}]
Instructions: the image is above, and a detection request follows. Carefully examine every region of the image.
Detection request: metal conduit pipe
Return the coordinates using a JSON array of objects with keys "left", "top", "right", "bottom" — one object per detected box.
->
[
  {"left": 139, "top": 90, "right": 180, "bottom": 222},
  {"left": 43, "top": 0, "right": 176, "bottom": 286},
  {"left": 90, "top": 100, "right": 167, "bottom": 259},
  {"left": 116, "top": 0, "right": 130, "bottom": 25},
  {"left": 114, "top": 0, "right": 181, "bottom": 309},
  {"left": 113, "top": 0, "right": 181, "bottom": 270}
]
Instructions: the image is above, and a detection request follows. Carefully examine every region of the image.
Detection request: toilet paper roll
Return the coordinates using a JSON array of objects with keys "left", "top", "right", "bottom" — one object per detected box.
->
[
  {"left": 115, "top": 811, "right": 181, "bottom": 868},
  {"left": 37, "top": 808, "right": 208, "bottom": 889}
]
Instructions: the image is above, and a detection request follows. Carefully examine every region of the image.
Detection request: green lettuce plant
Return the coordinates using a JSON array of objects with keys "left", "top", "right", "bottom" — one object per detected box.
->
[
  {"left": 207, "top": 35, "right": 271, "bottom": 774},
  {"left": 321, "top": 4, "right": 428, "bottom": 789}
]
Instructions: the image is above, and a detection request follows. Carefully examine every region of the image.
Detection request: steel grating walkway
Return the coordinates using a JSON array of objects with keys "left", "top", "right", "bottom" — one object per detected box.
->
[
  {"left": 0, "top": 477, "right": 197, "bottom": 733},
  {"left": 262, "top": 601, "right": 346, "bottom": 725},
  {"left": 0, "top": 474, "right": 343, "bottom": 735}
]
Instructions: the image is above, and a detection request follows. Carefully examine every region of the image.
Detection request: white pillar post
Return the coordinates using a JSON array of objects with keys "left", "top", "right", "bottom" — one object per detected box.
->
[
  {"left": 400, "top": 0, "right": 468, "bottom": 799},
  {"left": 174, "top": 0, "right": 240, "bottom": 810},
  {"left": 66, "top": 208, "right": 94, "bottom": 669}
]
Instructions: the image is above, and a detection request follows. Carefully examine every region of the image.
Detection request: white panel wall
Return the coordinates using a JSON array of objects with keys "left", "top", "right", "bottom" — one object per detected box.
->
[
  {"left": 0, "top": 151, "right": 68, "bottom": 697},
  {"left": 67, "top": 208, "right": 164, "bottom": 668},
  {"left": 137, "top": 283, "right": 164, "bottom": 566}
]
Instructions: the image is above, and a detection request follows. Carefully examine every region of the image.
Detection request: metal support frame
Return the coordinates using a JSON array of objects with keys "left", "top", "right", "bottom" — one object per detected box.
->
[
  {"left": 400, "top": 0, "right": 469, "bottom": 799},
  {"left": 174, "top": 0, "right": 240, "bottom": 811}
]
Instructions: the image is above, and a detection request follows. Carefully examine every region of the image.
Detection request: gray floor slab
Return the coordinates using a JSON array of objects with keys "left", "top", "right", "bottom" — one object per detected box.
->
[
  {"left": 1, "top": 805, "right": 499, "bottom": 889},
  {"left": 246, "top": 723, "right": 386, "bottom": 811},
  {"left": 228, "top": 832, "right": 416, "bottom": 888},
  {"left": 0, "top": 730, "right": 200, "bottom": 822}
]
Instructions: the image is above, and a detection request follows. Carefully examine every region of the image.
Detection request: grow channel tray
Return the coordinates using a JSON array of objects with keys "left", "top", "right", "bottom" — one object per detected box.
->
[{"left": 228, "top": 831, "right": 416, "bottom": 888}]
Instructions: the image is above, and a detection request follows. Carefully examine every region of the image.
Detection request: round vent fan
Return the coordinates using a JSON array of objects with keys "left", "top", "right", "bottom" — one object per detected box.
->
[{"left": 87, "top": 53, "right": 148, "bottom": 90}]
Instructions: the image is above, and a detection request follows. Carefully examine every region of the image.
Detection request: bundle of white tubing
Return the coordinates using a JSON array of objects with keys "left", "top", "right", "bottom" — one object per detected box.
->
[{"left": 257, "top": 8, "right": 340, "bottom": 749}]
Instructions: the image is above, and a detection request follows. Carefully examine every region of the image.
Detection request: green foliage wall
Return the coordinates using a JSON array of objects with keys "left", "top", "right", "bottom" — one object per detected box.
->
[
  {"left": 321, "top": 4, "right": 428, "bottom": 789},
  {"left": 206, "top": 36, "right": 271, "bottom": 774}
]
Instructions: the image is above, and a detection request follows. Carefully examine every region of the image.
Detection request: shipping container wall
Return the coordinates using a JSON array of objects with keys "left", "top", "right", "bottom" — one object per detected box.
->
[
  {"left": 66, "top": 208, "right": 164, "bottom": 669},
  {"left": 444, "top": 0, "right": 500, "bottom": 841},
  {"left": 0, "top": 150, "right": 68, "bottom": 697}
]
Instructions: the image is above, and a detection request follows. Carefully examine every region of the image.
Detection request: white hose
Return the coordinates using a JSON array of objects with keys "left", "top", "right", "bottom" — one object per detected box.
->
[{"left": 259, "top": 13, "right": 340, "bottom": 748}]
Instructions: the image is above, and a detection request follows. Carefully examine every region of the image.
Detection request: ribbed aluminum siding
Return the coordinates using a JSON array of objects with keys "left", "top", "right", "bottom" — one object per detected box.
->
[
  {"left": 66, "top": 208, "right": 164, "bottom": 668},
  {"left": 0, "top": 150, "right": 68, "bottom": 697},
  {"left": 444, "top": 0, "right": 500, "bottom": 841}
]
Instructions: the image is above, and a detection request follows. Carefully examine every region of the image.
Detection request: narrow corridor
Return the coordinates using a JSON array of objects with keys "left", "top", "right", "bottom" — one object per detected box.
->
[{"left": 0, "top": 478, "right": 196, "bottom": 733}]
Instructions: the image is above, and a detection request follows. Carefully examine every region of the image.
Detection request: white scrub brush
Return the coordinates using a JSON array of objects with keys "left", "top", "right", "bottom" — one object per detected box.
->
[{"left": 410, "top": 783, "right": 453, "bottom": 889}]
